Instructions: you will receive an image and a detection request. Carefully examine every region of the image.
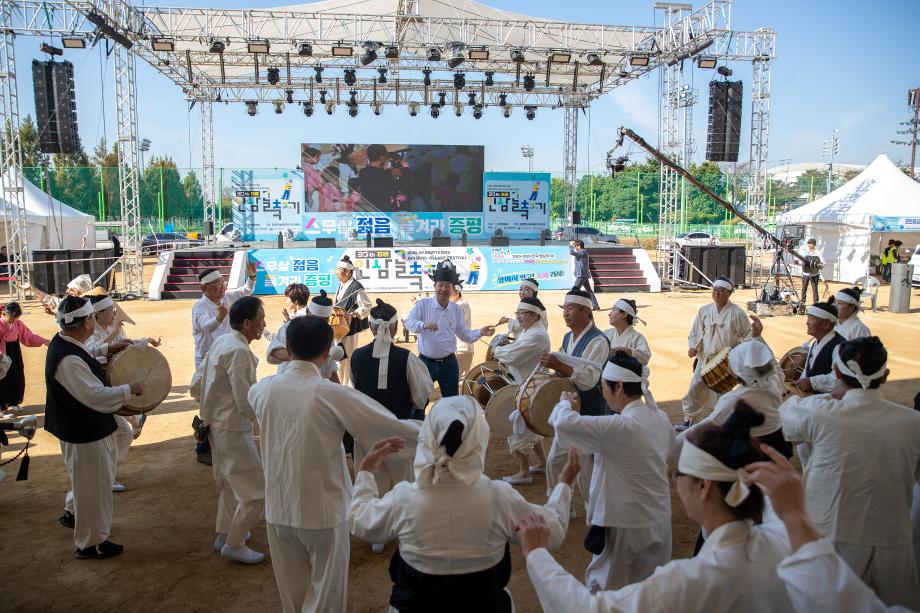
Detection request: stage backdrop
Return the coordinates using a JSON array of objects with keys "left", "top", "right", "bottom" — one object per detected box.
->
[
  {"left": 482, "top": 172, "right": 551, "bottom": 239},
  {"left": 249, "top": 246, "right": 574, "bottom": 294}
]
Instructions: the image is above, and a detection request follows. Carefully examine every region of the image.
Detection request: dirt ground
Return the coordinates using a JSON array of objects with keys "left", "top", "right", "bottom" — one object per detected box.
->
[{"left": 2, "top": 277, "right": 920, "bottom": 612}]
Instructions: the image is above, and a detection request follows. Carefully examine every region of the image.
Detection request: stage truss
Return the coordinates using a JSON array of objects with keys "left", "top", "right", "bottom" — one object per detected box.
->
[{"left": 0, "top": 0, "right": 774, "bottom": 293}]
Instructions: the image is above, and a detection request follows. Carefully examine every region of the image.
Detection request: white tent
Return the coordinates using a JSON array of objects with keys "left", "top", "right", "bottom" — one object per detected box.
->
[
  {"left": 777, "top": 154, "right": 920, "bottom": 282},
  {"left": 0, "top": 170, "right": 96, "bottom": 256}
]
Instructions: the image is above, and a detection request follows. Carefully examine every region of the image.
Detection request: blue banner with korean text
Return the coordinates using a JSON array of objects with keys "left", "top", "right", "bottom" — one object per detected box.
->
[
  {"left": 482, "top": 172, "right": 551, "bottom": 239},
  {"left": 248, "top": 246, "right": 574, "bottom": 294}
]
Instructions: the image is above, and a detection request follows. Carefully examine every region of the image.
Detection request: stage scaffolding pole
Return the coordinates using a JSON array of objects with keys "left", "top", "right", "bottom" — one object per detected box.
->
[
  {"left": 563, "top": 104, "right": 578, "bottom": 224},
  {"left": 200, "top": 100, "right": 216, "bottom": 244}
]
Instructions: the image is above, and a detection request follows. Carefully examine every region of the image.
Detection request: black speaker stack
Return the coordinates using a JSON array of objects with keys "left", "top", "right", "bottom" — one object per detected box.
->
[
  {"left": 705, "top": 80, "right": 742, "bottom": 163},
  {"left": 32, "top": 60, "right": 80, "bottom": 155}
]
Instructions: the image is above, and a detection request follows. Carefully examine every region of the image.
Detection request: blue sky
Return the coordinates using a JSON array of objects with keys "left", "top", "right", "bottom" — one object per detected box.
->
[{"left": 13, "top": 0, "right": 920, "bottom": 175}]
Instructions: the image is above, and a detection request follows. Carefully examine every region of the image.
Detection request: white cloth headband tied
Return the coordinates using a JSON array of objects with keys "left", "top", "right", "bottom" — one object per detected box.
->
[
  {"left": 834, "top": 291, "right": 859, "bottom": 306},
  {"left": 199, "top": 270, "right": 223, "bottom": 285},
  {"left": 337, "top": 259, "right": 355, "bottom": 271},
  {"left": 67, "top": 274, "right": 93, "bottom": 293},
  {"left": 807, "top": 305, "right": 838, "bottom": 322},
  {"left": 520, "top": 280, "right": 538, "bottom": 292},
  {"left": 833, "top": 345, "right": 886, "bottom": 389},
  {"left": 369, "top": 314, "right": 399, "bottom": 389},
  {"left": 308, "top": 302, "right": 333, "bottom": 318},
  {"left": 92, "top": 297, "right": 115, "bottom": 313},
  {"left": 602, "top": 361, "right": 658, "bottom": 409},
  {"left": 678, "top": 440, "right": 751, "bottom": 508},
  {"left": 728, "top": 340, "right": 775, "bottom": 388},
  {"left": 562, "top": 295, "right": 593, "bottom": 309},
  {"left": 516, "top": 302, "right": 544, "bottom": 316},
  {"left": 713, "top": 279, "right": 733, "bottom": 291},
  {"left": 56, "top": 299, "right": 94, "bottom": 324},
  {"left": 613, "top": 299, "right": 646, "bottom": 326}
]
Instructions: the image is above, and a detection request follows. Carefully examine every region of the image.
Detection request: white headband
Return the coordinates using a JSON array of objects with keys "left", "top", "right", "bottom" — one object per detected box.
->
[
  {"left": 520, "top": 280, "right": 538, "bottom": 292},
  {"left": 833, "top": 345, "right": 886, "bottom": 389},
  {"left": 92, "top": 297, "right": 115, "bottom": 313},
  {"left": 308, "top": 302, "right": 333, "bottom": 318},
  {"left": 67, "top": 274, "right": 93, "bottom": 293},
  {"left": 199, "top": 270, "right": 223, "bottom": 285},
  {"left": 516, "top": 302, "right": 544, "bottom": 316},
  {"left": 834, "top": 291, "right": 859, "bottom": 306},
  {"left": 613, "top": 299, "right": 646, "bottom": 325},
  {"left": 369, "top": 314, "right": 399, "bottom": 389},
  {"left": 602, "top": 361, "right": 643, "bottom": 383},
  {"left": 562, "top": 295, "right": 593, "bottom": 309},
  {"left": 807, "top": 305, "right": 838, "bottom": 322},
  {"left": 678, "top": 440, "right": 751, "bottom": 508},
  {"left": 337, "top": 259, "right": 355, "bottom": 271},
  {"left": 56, "top": 299, "right": 94, "bottom": 324},
  {"left": 713, "top": 279, "right": 733, "bottom": 291}
]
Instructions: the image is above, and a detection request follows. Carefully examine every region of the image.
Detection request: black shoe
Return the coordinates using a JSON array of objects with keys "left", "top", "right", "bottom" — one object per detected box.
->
[
  {"left": 75, "top": 540, "right": 124, "bottom": 560},
  {"left": 674, "top": 420, "right": 692, "bottom": 433},
  {"left": 196, "top": 451, "right": 212, "bottom": 466},
  {"left": 59, "top": 511, "right": 75, "bottom": 529}
]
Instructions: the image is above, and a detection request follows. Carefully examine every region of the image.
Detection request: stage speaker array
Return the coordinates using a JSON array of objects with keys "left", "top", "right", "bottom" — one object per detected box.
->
[
  {"left": 32, "top": 60, "right": 81, "bottom": 155},
  {"left": 705, "top": 80, "right": 743, "bottom": 163}
]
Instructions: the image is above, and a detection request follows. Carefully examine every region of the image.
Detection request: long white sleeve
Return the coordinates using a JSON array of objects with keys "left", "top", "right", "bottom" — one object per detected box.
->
[
  {"left": 506, "top": 482, "right": 572, "bottom": 550},
  {"left": 347, "top": 470, "right": 400, "bottom": 544},
  {"left": 266, "top": 320, "right": 289, "bottom": 365},
  {"left": 226, "top": 346, "right": 258, "bottom": 424},
  {"left": 403, "top": 300, "right": 426, "bottom": 333},
  {"left": 55, "top": 355, "right": 131, "bottom": 413},
  {"left": 407, "top": 352, "right": 434, "bottom": 411},
  {"left": 225, "top": 276, "right": 255, "bottom": 303},
  {"left": 779, "top": 396, "right": 817, "bottom": 444},
  {"left": 810, "top": 372, "right": 838, "bottom": 393},
  {"left": 687, "top": 310, "right": 705, "bottom": 351},
  {"left": 325, "top": 384, "right": 421, "bottom": 454},
  {"left": 353, "top": 286, "right": 372, "bottom": 318},
  {"left": 549, "top": 400, "right": 628, "bottom": 455},
  {"left": 527, "top": 549, "right": 629, "bottom": 613},
  {"left": 566, "top": 336, "right": 608, "bottom": 392}
]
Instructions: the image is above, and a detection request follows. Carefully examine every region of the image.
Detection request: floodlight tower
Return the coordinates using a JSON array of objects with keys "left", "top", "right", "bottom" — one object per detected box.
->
[
  {"left": 521, "top": 145, "right": 534, "bottom": 173},
  {"left": 821, "top": 129, "right": 839, "bottom": 193}
]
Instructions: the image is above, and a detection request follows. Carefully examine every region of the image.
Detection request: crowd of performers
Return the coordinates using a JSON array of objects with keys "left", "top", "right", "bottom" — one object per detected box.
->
[{"left": 24, "top": 255, "right": 920, "bottom": 613}]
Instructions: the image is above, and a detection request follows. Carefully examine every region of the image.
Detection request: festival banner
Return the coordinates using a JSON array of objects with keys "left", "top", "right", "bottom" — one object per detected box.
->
[
  {"left": 248, "top": 246, "right": 574, "bottom": 294},
  {"left": 482, "top": 172, "right": 551, "bottom": 238},
  {"left": 230, "top": 169, "right": 305, "bottom": 239},
  {"left": 871, "top": 216, "right": 920, "bottom": 232}
]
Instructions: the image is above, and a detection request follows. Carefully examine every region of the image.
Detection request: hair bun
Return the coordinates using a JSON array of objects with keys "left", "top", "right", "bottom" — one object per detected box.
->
[
  {"left": 376, "top": 298, "right": 385, "bottom": 307},
  {"left": 723, "top": 400, "right": 765, "bottom": 460}
]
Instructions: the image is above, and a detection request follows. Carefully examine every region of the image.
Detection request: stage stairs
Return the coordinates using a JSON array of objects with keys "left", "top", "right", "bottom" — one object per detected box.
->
[
  {"left": 587, "top": 247, "right": 659, "bottom": 293},
  {"left": 156, "top": 250, "right": 237, "bottom": 300}
]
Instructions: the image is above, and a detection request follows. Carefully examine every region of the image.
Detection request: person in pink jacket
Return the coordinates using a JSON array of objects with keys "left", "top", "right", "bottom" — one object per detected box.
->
[{"left": 0, "top": 301, "right": 49, "bottom": 415}]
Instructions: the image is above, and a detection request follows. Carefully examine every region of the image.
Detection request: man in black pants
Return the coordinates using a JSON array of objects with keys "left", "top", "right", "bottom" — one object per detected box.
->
[
  {"left": 569, "top": 240, "right": 600, "bottom": 310},
  {"left": 800, "top": 238, "right": 822, "bottom": 303}
]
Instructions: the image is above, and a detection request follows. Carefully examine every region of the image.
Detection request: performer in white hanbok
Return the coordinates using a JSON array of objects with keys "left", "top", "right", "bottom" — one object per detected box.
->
[
  {"left": 333, "top": 255, "right": 372, "bottom": 386},
  {"left": 780, "top": 336, "right": 920, "bottom": 609},
  {"left": 493, "top": 297, "right": 551, "bottom": 485},
  {"left": 249, "top": 315, "right": 421, "bottom": 613},
  {"left": 795, "top": 301, "right": 846, "bottom": 396},
  {"left": 550, "top": 350, "right": 675, "bottom": 590},
  {"left": 497, "top": 278, "right": 548, "bottom": 333},
  {"left": 266, "top": 286, "right": 343, "bottom": 380},
  {"left": 347, "top": 395, "right": 579, "bottom": 612},
  {"left": 518, "top": 404, "right": 794, "bottom": 613},
  {"left": 604, "top": 298, "right": 651, "bottom": 365},
  {"left": 539, "top": 290, "right": 610, "bottom": 513},
  {"left": 832, "top": 286, "right": 871, "bottom": 341},
  {"left": 679, "top": 277, "right": 752, "bottom": 430},
  {"left": 44, "top": 297, "right": 144, "bottom": 558},
  {"left": 191, "top": 296, "right": 266, "bottom": 565}
]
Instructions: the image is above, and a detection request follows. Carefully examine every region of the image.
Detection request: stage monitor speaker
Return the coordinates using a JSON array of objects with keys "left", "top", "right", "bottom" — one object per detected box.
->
[
  {"left": 705, "top": 80, "right": 742, "bottom": 163},
  {"left": 490, "top": 236, "right": 510, "bottom": 247},
  {"left": 315, "top": 237, "right": 337, "bottom": 248},
  {"left": 373, "top": 237, "right": 394, "bottom": 248},
  {"left": 32, "top": 60, "right": 80, "bottom": 155},
  {"left": 571, "top": 210, "right": 581, "bottom": 225},
  {"left": 431, "top": 236, "right": 452, "bottom": 247}
]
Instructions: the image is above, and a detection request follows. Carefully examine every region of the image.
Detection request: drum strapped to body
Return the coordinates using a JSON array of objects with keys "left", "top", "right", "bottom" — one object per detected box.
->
[
  {"left": 516, "top": 368, "right": 580, "bottom": 437},
  {"left": 779, "top": 346, "right": 810, "bottom": 399},
  {"left": 329, "top": 307, "right": 350, "bottom": 341},
  {"left": 700, "top": 347, "right": 738, "bottom": 394},
  {"left": 107, "top": 345, "right": 172, "bottom": 416},
  {"left": 462, "top": 361, "right": 513, "bottom": 407},
  {"left": 485, "top": 385, "right": 519, "bottom": 437},
  {"left": 486, "top": 336, "right": 514, "bottom": 362}
]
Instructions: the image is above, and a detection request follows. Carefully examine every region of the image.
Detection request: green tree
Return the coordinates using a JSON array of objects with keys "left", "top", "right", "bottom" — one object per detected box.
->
[
  {"left": 93, "top": 139, "right": 120, "bottom": 220},
  {"left": 140, "top": 156, "right": 189, "bottom": 228},
  {"left": 18, "top": 115, "right": 50, "bottom": 187},
  {"left": 48, "top": 145, "right": 97, "bottom": 216},
  {"left": 182, "top": 170, "right": 204, "bottom": 218}
]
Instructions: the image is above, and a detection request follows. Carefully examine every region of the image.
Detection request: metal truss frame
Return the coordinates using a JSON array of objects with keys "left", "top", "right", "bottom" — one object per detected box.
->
[
  {"left": 744, "top": 30, "right": 774, "bottom": 288},
  {"left": 200, "top": 99, "right": 215, "bottom": 243},
  {"left": 563, "top": 104, "right": 578, "bottom": 223}
]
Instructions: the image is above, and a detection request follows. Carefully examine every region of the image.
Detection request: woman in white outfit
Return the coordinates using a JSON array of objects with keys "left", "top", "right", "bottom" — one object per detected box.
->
[
  {"left": 604, "top": 298, "right": 651, "bottom": 365},
  {"left": 497, "top": 278, "right": 548, "bottom": 333},
  {"left": 832, "top": 286, "right": 871, "bottom": 341}
]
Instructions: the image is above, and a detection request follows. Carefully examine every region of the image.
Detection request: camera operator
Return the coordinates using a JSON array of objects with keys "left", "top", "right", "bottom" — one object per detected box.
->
[{"left": 800, "top": 238, "right": 823, "bottom": 303}]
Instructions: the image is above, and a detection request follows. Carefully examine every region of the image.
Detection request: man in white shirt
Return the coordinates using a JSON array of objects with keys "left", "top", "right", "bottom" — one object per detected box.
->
[
  {"left": 191, "top": 296, "right": 266, "bottom": 565},
  {"left": 44, "top": 296, "right": 143, "bottom": 559},
  {"left": 679, "top": 277, "right": 752, "bottom": 430},
  {"left": 404, "top": 260, "right": 495, "bottom": 398},
  {"left": 249, "top": 315, "right": 420, "bottom": 613},
  {"left": 780, "top": 336, "right": 920, "bottom": 609},
  {"left": 795, "top": 301, "right": 845, "bottom": 395},
  {"left": 550, "top": 350, "right": 675, "bottom": 590},
  {"left": 450, "top": 286, "right": 474, "bottom": 380},
  {"left": 333, "top": 255, "right": 372, "bottom": 387}
]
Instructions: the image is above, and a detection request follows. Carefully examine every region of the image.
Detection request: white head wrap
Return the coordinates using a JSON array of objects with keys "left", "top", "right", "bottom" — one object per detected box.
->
[
  {"left": 92, "top": 296, "right": 115, "bottom": 313},
  {"left": 562, "top": 294, "right": 593, "bottom": 309},
  {"left": 833, "top": 345, "right": 886, "bottom": 389},
  {"left": 199, "top": 270, "right": 223, "bottom": 285},
  {"left": 413, "top": 395, "right": 488, "bottom": 488},
  {"left": 807, "top": 304, "right": 838, "bottom": 322},
  {"left": 369, "top": 311, "right": 399, "bottom": 389},
  {"left": 67, "top": 274, "right": 93, "bottom": 293},
  {"left": 613, "top": 299, "right": 645, "bottom": 326},
  {"left": 602, "top": 360, "right": 658, "bottom": 410},
  {"left": 56, "top": 298, "right": 94, "bottom": 325},
  {"left": 728, "top": 340, "right": 776, "bottom": 388},
  {"left": 712, "top": 279, "right": 733, "bottom": 291},
  {"left": 337, "top": 257, "right": 355, "bottom": 271},
  {"left": 520, "top": 279, "right": 539, "bottom": 292},
  {"left": 834, "top": 291, "right": 859, "bottom": 306},
  {"left": 678, "top": 440, "right": 751, "bottom": 508},
  {"left": 516, "top": 301, "right": 544, "bottom": 316},
  {"left": 308, "top": 301, "right": 334, "bottom": 318}
]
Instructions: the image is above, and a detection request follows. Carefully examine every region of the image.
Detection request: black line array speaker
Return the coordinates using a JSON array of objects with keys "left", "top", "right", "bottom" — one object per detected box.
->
[
  {"left": 32, "top": 60, "right": 81, "bottom": 155},
  {"left": 373, "top": 237, "right": 394, "bottom": 248},
  {"left": 679, "top": 245, "right": 746, "bottom": 288},
  {"left": 571, "top": 210, "right": 581, "bottom": 225},
  {"left": 705, "top": 80, "right": 742, "bottom": 163}
]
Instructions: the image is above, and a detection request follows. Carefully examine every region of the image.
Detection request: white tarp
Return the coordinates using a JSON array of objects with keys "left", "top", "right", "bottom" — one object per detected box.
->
[{"left": 778, "top": 154, "right": 920, "bottom": 283}]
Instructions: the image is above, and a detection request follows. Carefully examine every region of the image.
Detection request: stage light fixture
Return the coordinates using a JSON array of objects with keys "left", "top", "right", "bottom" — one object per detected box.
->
[
  {"left": 40, "top": 43, "right": 64, "bottom": 56},
  {"left": 245, "top": 101, "right": 258, "bottom": 116},
  {"left": 498, "top": 93, "right": 507, "bottom": 106},
  {"left": 430, "top": 104, "right": 440, "bottom": 118},
  {"left": 467, "top": 92, "right": 477, "bottom": 105},
  {"left": 314, "top": 66, "right": 324, "bottom": 83},
  {"left": 447, "top": 44, "right": 465, "bottom": 69},
  {"left": 437, "top": 92, "right": 447, "bottom": 107},
  {"left": 378, "top": 68, "right": 388, "bottom": 84},
  {"left": 525, "top": 106, "right": 536, "bottom": 120},
  {"left": 484, "top": 71, "right": 494, "bottom": 86},
  {"left": 360, "top": 42, "right": 378, "bottom": 66},
  {"left": 717, "top": 65, "right": 733, "bottom": 77},
  {"left": 586, "top": 52, "right": 604, "bottom": 66},
  {"left": 454, "top": 103, "right": 463, "bottom": 117},
  {"left": 503, "top": 105, "right": 512, "bottom": 118},
  {"left": 618, "top": 69, "right": 629, "bottom": 78},
  {"left": 348, "top": 90, "right": 358, "bottom": 106},
  {"left": 385, "top": 45, "right": 399, "bottom": 59},
  {"left": 151, "top": 37, "right": 174, "bottom": 52},
  {"left": 298, "top": 42, "right": 313, "bottom": 57},
  {"left": 343, "top": 68, "right": 357, "bottom": 86},
  {"left": 373, "top": 102, "right": 382, "bottom": 116},
  {"left": 427, "top": 48, "right": 441, "bottom": 62},
  {"left": 62, "top": 37, "right": 86, "bottom": 49},
  {"left": 348, "top": 105, "right": 358, "bottom": 118},
  {"left": 473, "top": 105, "right": 483, "bottom": 119},
  {"left": 629, "top": 54, "right": 650, "bottom": 67},
  {"left": 510, "top": 49, "right": 525, "bottom": 63},
  {"left": 468, "top": 49, "right": 489, "bottom": 61},
  {"left": 409, "top": 102, "right": 419, "bottom": 117},
  {"left": 453, "top": 72, "right": 466, "bottom": 89},
  {"left": 696, "top": 56, "right": 717, "bottom": 69},
  {"left": 551, "top": 52, "right": 572, "bottom": 63},
  {"left": 319, "top": 89, "right": 327, "bottom": 104},
  {"left": 285, "top": 89, "right": 294, "bottom": 104},
  {"left": 523, "top": 74, "right": 535, "bottom": 92},
  {"left": 267, "top": 67, "right": 280, "bottom": 85},
  {"left": 303, "top": 102, "right": 314, "bottom": 116},
  {"left": 248, "top": 40, "right": 270, "bottom": 54},
  {"left": 422, "top": 68, "right": 432, "bottom": 86},
  {"left": 325, "top": 99, "right": 335, "bottom": 115},
  {"left": 209, "top": 40, "right": 225, "bottom": 54},
  {"left": 332, "top": 45, "right": 353, "bottom": 57},
  {"left": 273, "top": 100, "right": 284, "bottom": 114}
]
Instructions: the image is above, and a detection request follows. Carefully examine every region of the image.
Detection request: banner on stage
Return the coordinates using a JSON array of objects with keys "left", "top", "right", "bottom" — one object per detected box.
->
[
  {"left": 872, "top": 216, "right": 920, "bottom": 232},
  {"left": 482, "top": 172, "right": 551, "bottom": 239},
  {"left": 230, "top": 169, "right": 305, "bottom": 239},
  {"left": 249, "top": 246, "right": 574, "bottom": 294}
]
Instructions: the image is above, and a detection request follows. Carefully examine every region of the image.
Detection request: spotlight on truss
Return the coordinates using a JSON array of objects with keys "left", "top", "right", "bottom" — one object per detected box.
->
[
  {"left": 325, "top": 99, "right": 335, "bottom": 115},
  {"left": 498, "top": 93, "right": 508, "bottom": 106},
  {"left": 314, "top": 66, "right": 324, "bottom": 83},
  {"left": 378, "top": 68, "right": 388, "bottom": 84},
  {"left": 360, "top": 42, "right": 378, "bottom": 66},
  {"left": 629, "top": 54, "right": 650, "bottom": 67},
  {"left": 503, "top": 105, "right": 512, "bottom": 118},
  {"left": 473, "top": 104, "right": 483, "bottom": 119},
  {"left": 485, "top": 71, "right": 495, "bottom": 86},
  {"left": 273, "top": 100, "right": 284, "bottom": 114},
  {"left": 430, "top": 104, "right": 440, "bottom": 118},
  {"left": 525, "top": 106, "right": 536, "bottom": 120},
  {"left": 510, "top": 49, "right": 525, "bottom": 63},
  {"left": 209, "top": 40, "right": 225, "bottom": 54},
  {"left": 523, "top": 74, "right": 535, "bottom": 92},
  {"left": 422, "top": 68, "right": 432, "bottom": 87},
  {"left": 427, "top": 48, "right": 441, "bottom": 62},
  {"left": 266, "top": 67, "right": 280, "bottom": 85},
  {"left": 447, "top": 44, "right": 465, "bottom": 69},
  {"left": 373, "top": 102, "right": 382, "bottom": 116},
  {"left": 298, "top": 42, "right": 313, "bottom": 57},
  {"left": 468, "top": 49, "right": 489, "bottom": 61},
  {"left": 437, "top": 92, "right": 447, "bottom": 107},
  {"left": 318, "top": 89, "right": 327, "bottom": 104},
  {"left": 454, "top": 102, "right": 463, "bottom": 117},
  {"left": 303, "top": 102, "right": 313, "bottom": 117},
  {"left": 696, "top": 56, "right": 717, "bottom": 69},
  {"left": 453, "top": 72, "right": 466, "bottom": 89},
  {"left": 467, "top": 92, "right": 477, "bottom": 106},
  {"left": 408, "top": 102, "right": 419, "bottom": 117},
  {"left": 344, "top": 68, "right": 357, "bottom": 86},
  {"left": 245, "top": 100, "right": 258, "bottom": 116},
  {"left": 586, "top": 52, "right": 604, "bottom": 66},
  {"left": 384, "top": 45, "right": 399, "bottom": 59},
  {"left": 717, "top": 65, "right": 733, "bottom": 77},
  {"left": 285, "top": 89, "right": 294, "bottom": 104}
]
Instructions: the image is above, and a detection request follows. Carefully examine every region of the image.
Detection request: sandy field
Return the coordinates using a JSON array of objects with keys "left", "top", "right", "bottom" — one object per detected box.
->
[{"left": 2, "top": 276, "right": 919, "bottom": 612}]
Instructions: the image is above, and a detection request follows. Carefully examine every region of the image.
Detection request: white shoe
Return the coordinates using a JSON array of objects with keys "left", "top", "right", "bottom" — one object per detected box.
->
[
  {"left": 371, "top": 543, "right": 385, "bottom": 554},
  {"left": 220, "top": 544, "right": 264, "bottom": 565},
  {"left": 569, "top": 503, "right": 577, "bottom": 520},
  {"left": 214, "top": 531, "right": 250, "bottom": 552},
  {"left": 8, "top": 405, "right": 28, "bottom": 416},
  {"left": 502, "top": 475, "right": 534, "bottom": 485},
  {"left": 112, "top": 483, "right": 126, "bottom": 492}
]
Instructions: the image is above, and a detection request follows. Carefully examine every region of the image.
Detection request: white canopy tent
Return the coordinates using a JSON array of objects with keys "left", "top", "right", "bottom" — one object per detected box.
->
[
  {"left": 777, "top": 154, "right": 920, "bottom": 283},
  {"left": 0, "top": 170, "right": 96, "bottom": 258}
]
